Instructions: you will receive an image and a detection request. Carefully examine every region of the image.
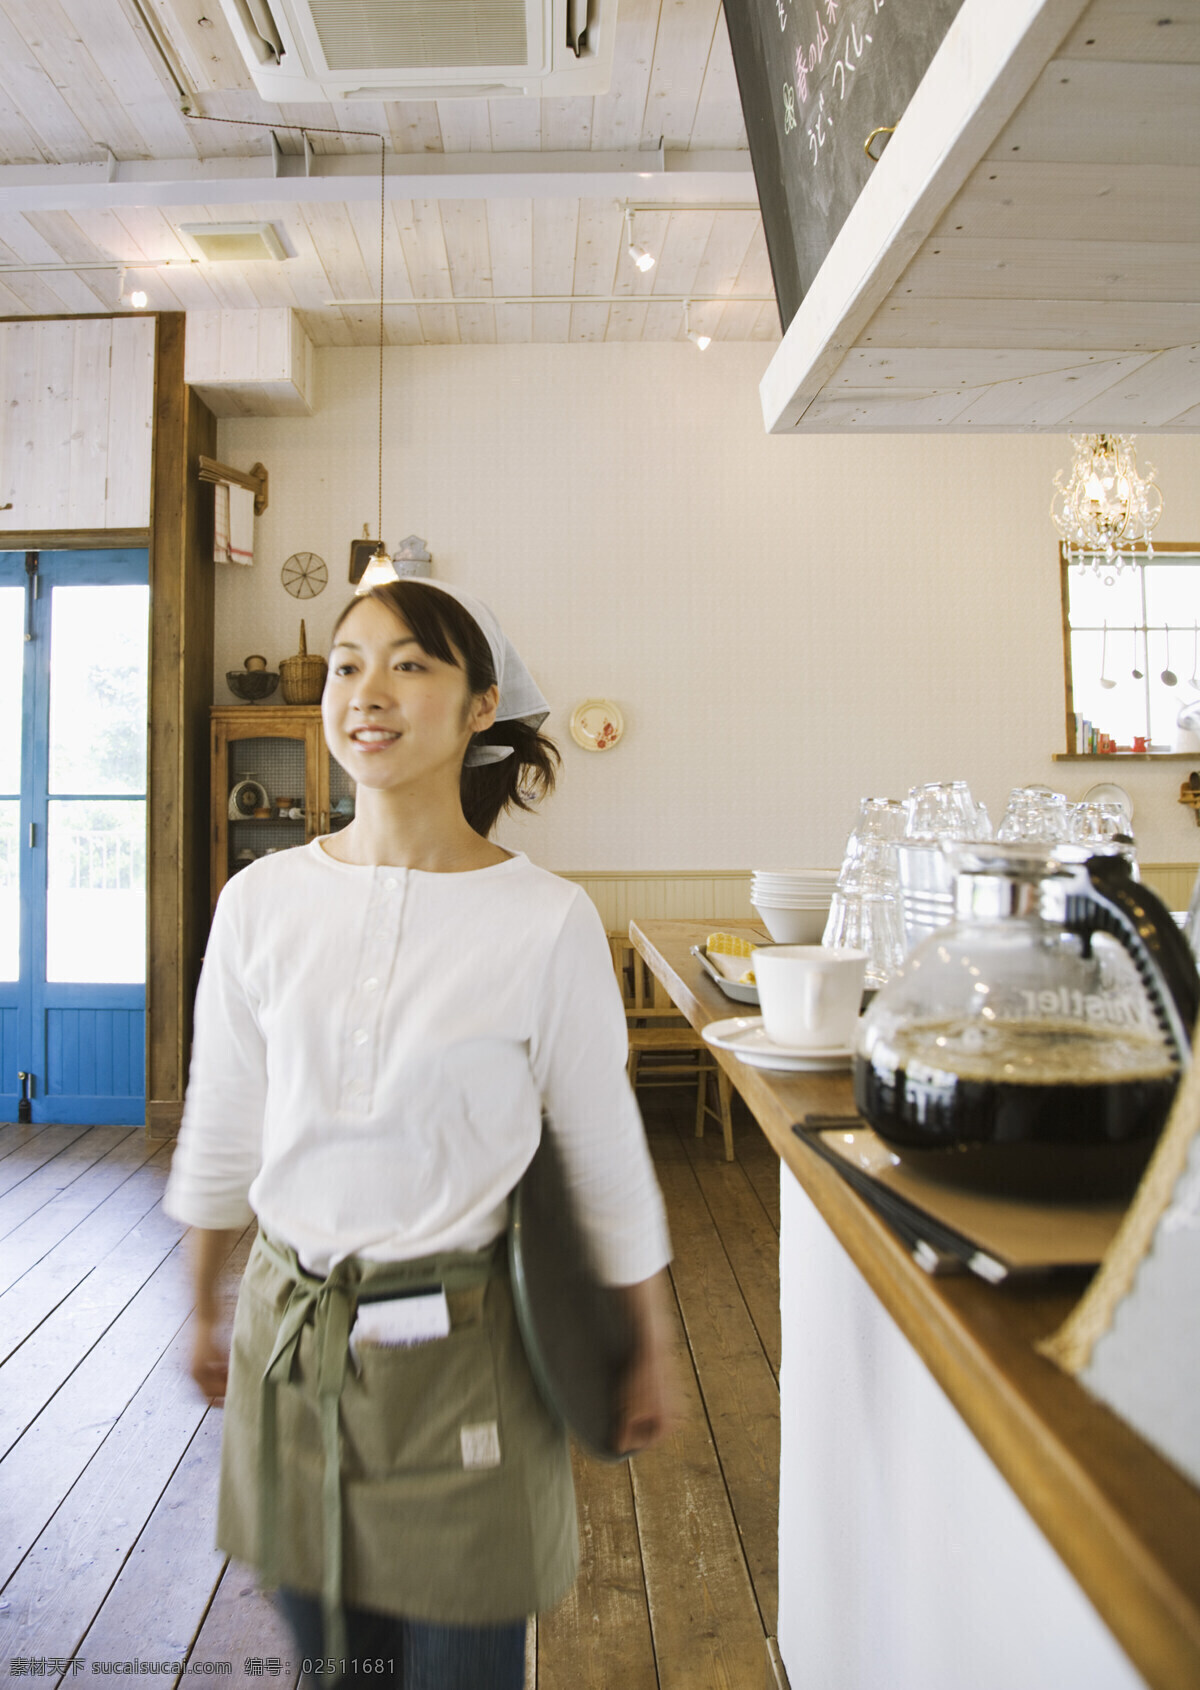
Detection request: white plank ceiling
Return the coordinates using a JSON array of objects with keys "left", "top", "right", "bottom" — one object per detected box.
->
[
  {"left": 0, "top": 0, "right": 779, "bottom": 348},
  {"left": 760, "top": 0, "right": 1200, "bottom": 432}
]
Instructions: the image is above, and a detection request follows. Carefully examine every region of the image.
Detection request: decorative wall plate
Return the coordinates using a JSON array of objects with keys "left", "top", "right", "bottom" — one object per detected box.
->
[
  {"left": 570, "top": 699, "right": 624, "bottom": 752},
  {"left": 282, "top": 552, "right": 328, "bottom": 598}
]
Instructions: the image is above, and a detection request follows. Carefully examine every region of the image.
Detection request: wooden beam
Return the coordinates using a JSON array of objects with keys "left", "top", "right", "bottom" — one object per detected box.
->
[
  {"left": 146, "top": 311, "right": 216, "bottom": 1139},
  {"left": 0, "top": 527, "right": 149, "bottom": 548}
]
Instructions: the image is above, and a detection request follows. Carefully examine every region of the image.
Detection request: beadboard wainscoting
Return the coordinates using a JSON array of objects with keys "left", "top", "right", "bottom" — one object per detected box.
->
[
  {"left": 1140, "top": 863, "right": 1199, "bottom": 913},
  {"left": 558, "top": 864, "right": 1198, "bottom": 934},
  {"left": 558, "top": 870, "right": 759, "bottom": 933}
]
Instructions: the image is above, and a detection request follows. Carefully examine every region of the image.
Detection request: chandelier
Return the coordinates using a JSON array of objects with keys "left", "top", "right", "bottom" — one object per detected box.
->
[{"left": 1051, "top": 434, "right": 1163, "bottom": 579}]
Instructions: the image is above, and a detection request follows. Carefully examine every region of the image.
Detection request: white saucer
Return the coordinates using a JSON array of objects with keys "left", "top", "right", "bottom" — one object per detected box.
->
[{"left": 702, "top": 1016, "right": 854, "bottom": 1071}]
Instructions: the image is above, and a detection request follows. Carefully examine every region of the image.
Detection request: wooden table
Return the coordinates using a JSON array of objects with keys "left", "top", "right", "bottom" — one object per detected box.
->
[{"left": 631, "top": 919, "right": 1200, "bottom": 1690}]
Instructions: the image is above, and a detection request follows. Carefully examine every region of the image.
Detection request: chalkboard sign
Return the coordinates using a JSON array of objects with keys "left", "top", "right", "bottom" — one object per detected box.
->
[{"left": 724, "top": 0, "right": 965, "bottom": 331}]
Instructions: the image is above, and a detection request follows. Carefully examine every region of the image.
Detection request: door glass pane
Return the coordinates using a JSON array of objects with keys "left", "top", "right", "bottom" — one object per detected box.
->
[
  {"left": 49, "top": 585, "right": 149, "bottom": 795},
  {"left": 46, "top": 800, "right": 145, "bottom": 983},
  {"left": 0, "top": 800, "right": 17, "bottom": 983},
  {"left": 0, "top": 587, "right": 22, "bottom": 794}
]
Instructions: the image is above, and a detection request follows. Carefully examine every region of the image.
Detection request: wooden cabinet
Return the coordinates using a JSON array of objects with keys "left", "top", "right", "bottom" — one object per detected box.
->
[
  {"left": 184, "top": 308, "right": 315, "bottom": 417},
  {"left": 0, "top": 317, "right": 156, "bottom": 529},
  {"left": 210, "top": 706, "right": 353, "bottom": 909}
]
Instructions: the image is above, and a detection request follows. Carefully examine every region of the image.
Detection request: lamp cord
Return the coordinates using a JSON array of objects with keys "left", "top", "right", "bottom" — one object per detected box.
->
[{"left": 379, "top": 134, "right": 385, "bottom": 549}]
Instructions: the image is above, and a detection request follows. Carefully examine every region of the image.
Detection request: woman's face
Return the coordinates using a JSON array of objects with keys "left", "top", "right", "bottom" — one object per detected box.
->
[{"left": 323, "top": 597, "right": 498, "bottom": 793}]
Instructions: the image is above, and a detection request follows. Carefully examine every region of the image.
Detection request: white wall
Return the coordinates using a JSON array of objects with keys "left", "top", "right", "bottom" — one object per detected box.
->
[{"left": 215, "top": 345, "right": 1200, "bottom": 871}]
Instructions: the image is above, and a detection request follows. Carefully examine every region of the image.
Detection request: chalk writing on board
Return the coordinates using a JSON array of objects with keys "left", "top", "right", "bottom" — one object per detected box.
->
[
  {"left": 725, "top": 0, "right": 962, "bottom": 326},
  {"left": 774, "top": 0, "right": 896, "bottom": 173}
]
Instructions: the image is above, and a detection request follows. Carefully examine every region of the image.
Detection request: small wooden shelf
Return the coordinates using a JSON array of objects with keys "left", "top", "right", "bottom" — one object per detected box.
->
[{"left": 1053, "top": 753, "right": 1200, "bottom": 763}]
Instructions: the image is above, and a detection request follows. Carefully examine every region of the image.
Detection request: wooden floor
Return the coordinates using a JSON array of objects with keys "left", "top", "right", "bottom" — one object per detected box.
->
[{"left": 0, "top": 1090, "right": 780, "bottom": 1689}]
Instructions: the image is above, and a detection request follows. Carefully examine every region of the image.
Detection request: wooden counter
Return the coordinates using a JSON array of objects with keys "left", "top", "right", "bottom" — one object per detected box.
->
[{"left": 630, "top": 919, "right": 1200, "bottom": 1690}]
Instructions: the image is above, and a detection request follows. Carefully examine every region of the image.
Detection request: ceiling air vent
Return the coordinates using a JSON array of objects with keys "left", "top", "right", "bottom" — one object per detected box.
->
[
  {"left": 179, "top": 223, "right": 289, "bottom": 262},
  {"left": 217, "top": 0, "right": 615, "bottom": 101}
]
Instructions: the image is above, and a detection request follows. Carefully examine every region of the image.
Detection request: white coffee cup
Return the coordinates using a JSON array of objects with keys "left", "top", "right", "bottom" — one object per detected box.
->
[{"left": 752, "top": 945, "right": 867, "bottom": 1050}]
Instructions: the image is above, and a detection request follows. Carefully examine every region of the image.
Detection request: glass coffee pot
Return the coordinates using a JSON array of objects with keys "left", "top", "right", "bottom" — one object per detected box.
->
[{"left": 853, "top": 843, "right": 1199, "bottom": 1198}]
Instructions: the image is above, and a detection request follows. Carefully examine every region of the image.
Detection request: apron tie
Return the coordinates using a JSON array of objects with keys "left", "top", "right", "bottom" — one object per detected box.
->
[
  {"left": 258, "top": 1244, "right": 359, "bottom": 1661},
  {"left": 253, "top": 1230, "right": 497, "bottom": 1665}
]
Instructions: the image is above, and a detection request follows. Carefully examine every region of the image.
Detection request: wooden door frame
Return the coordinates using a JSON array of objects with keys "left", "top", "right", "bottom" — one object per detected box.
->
[
  {"left": 146, "top": 314, "right": 217, "bottom": 1139},
  {"left": 0, "top": 312, "right": 215, "bottom": 1139}
]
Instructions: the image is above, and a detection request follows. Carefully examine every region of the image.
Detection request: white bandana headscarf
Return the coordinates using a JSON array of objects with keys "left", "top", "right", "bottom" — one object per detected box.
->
[{"left": 404, "top": 579, "right": 550, "bottom": 767}]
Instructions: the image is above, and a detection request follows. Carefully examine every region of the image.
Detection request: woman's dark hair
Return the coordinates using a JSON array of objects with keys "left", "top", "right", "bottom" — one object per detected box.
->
[{"left": 330, "top": 580, "right": 560, "bottom": 838}]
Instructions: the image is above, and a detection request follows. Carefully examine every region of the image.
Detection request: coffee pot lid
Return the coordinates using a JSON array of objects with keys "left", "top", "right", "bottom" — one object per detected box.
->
[{"left": 943, "top": 840, "right": 1067, "bottom": 882}]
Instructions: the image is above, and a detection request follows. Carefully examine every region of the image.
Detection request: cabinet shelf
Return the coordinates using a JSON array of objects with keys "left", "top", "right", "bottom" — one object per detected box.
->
[
  {"left": 1053, "top": 753, "right": 1200, "bottom": 762},
  {"left": 210, "top": 705, "right": 353, "bottom": 909}
]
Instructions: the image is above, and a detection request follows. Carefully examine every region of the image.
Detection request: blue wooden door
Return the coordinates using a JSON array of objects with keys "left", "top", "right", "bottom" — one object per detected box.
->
[{"left": 0, "top": 550, "right": 149, "bottom": 1125}]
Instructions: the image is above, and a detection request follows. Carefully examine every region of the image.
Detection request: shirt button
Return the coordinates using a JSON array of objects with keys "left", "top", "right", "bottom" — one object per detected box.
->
[
  {"left": 383, "top": 877, "right": 398, "bottom": 891},
  {"left": 353, "top": 1028, "right": 369, "bottom": 1045},
  {"left": 363, "top": 977, "right": 379, "bottom": 993}
]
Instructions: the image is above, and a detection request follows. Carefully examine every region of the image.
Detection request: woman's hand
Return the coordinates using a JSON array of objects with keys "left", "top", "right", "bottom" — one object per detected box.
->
[
  {"left": 615, "top": 1340, "right": 674, "bottom": 1453},
  {"left": 188, "top": 1228, "right": 239, "bottom": 1405},
  {"left": 191, "top": 1316, "right": 229, "bottom": 1405},
  {"left": 614, "top": 1267, "right": 679, "bottom": 1454}
]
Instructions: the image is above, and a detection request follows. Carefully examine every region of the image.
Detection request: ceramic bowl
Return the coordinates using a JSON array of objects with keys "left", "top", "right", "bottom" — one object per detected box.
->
[{"left": 752, "top": 901, "right": 830, "bottom": 944}]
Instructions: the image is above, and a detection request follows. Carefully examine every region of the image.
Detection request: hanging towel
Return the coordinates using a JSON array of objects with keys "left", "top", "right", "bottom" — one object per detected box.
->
[
  {"left": 213, "top": 482, "right": 230, "bottom": 565},
  {"left": 214, "top": 482, "right": 256, "bottom": 567},
  {"left": 228, "top": 484, "right": 255, "bottom": 566}
]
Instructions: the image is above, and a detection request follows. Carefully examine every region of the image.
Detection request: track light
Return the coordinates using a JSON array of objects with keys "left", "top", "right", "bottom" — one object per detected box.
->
[
  {"left": 624, "top": 207, "right": 655, "bottom": 273},
  {"left": 118, "top": 266, "right": 149, "bottom": 309},
  {"left": 684, "top": 300, "right": 711, "bottom": 352}
]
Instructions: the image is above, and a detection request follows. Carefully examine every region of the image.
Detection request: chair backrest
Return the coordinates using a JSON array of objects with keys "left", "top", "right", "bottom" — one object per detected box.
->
[
  {"left": 608, "top": 934, "right": 637, "bottom": 1012},
  {"left": 607, "top": 934, "right": 688, "bottom": 1023}
]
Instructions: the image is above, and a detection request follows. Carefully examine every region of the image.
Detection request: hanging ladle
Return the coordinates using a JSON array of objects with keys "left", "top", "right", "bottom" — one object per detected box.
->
[
  {"left": 1099, "top": 620, "right": 1116, "bottom": 688},
  {"left": 1132, "top": 625, "right": 1143, "bottom": 680},
  {"left": 1161, "top": 625, "right": 1178, "bottom": 688}
]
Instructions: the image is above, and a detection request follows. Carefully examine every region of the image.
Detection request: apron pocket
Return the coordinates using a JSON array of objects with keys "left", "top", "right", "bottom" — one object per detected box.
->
[{"left": 340, "top": 1322, "right": 501, "bottom": 1478}]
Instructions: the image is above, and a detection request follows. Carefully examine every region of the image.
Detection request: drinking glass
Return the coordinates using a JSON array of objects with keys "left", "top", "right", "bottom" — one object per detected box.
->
[
  {"left": 905, "top": 781, "right": 979, "bottom": 841},
  {"left": 996, "top": 785, "right": 1071, "bottom": 844},
  {"left": 825, "top": 797, "right": 908, "bottom": 987}
]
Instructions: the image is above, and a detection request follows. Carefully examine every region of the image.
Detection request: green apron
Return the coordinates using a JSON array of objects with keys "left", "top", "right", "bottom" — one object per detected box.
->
[{"left": 217, "top": 1229, "right": 578, "bottom": 1656}]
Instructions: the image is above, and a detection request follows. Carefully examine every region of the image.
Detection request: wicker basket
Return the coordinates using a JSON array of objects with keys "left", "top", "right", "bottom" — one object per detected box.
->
[{"left": 279, "top": 619, "right": 327, "bottom": 704}]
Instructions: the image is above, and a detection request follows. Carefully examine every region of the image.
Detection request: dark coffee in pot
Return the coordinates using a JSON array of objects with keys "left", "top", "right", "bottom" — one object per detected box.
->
[{"left": 853, "top": 1018, "right": 1179, "bottom": 1198}]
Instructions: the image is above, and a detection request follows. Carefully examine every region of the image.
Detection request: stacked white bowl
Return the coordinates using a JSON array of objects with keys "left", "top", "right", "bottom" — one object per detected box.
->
[{"left": 751, "top": 868, "right": 838, "bottom": 944}]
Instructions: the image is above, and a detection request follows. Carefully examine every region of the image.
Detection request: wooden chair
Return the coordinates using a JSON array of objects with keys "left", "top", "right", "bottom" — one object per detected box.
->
[{"left": 608, "top": 934, "right": 735, "bottom": 1161}]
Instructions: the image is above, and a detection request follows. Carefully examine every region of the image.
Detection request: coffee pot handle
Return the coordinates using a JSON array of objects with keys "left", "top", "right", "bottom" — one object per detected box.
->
[{"left": 1064, "top": 855, "right": 1200, "bottom": 1067}]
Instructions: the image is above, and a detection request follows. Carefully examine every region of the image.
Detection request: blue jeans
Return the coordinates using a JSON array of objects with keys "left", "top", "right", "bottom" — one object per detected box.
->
[{"left": 275, "top": 1588, "right": 526, "bottom": 1690}]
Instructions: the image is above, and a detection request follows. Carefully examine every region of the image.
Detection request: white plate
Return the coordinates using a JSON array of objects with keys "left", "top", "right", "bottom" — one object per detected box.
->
[
  {"left": 752, "top": 883, "right": 836, "bottom": 895},
  {"left": 1082, "top": 781, "right": 1133, "bottom": 824},
  {"left": 750, "top": 895, "right": 834, "bottom": 907},
  {"left": 750, "top": 878, "right": 838, "bottom": 892},
  {"left": 702, "top": 1016, "right": 853, "bottom": 1071},
  {"left": 752, "top": 868, "right": 837, "bottom": 880}
]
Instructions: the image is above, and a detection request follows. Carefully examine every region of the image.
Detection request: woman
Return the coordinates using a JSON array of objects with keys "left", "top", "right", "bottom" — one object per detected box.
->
[{"left": 165, "top": 578, "right": 673, "bottom": 1690}]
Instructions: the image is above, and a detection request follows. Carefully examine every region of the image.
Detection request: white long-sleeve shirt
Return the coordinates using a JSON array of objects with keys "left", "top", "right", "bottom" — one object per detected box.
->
[{"left": 164, "top": 839, "right": 671, "bottom": 1284}]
